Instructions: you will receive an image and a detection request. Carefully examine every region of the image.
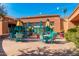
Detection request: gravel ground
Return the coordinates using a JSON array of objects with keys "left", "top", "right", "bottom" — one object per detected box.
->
[{"left": 2, "top": 38, "right": 79, "bottom": 56}]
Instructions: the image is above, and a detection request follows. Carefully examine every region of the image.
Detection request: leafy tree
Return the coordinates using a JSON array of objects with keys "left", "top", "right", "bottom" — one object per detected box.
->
[{"left": 0, "top": 3, "right": 7, "bottom": 17}]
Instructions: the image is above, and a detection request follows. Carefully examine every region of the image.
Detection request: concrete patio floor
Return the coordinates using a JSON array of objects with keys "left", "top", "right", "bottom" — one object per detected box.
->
[{"left": 2, "top": 38, "right": 77, "bottom": 56}]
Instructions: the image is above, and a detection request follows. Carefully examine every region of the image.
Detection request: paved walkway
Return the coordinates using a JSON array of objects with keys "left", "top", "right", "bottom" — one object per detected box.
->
[{"left": 2, "top": 38, "right": 76, "bottom": 56}]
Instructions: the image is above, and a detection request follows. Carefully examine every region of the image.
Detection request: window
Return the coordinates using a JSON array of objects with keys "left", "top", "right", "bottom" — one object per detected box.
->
[{"left": 50, "top": 22, "right": 54, "bottom": 26}]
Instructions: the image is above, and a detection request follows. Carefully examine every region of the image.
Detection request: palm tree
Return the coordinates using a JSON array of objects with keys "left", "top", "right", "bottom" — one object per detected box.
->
[
  {"left": 62, "top": 7, "right": 67, "bottom": 18},
  {"left": 56, "top": 7, "right": 67, "bottom": 18}
]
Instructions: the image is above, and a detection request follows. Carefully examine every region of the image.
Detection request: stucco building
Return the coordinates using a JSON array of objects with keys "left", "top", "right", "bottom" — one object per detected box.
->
[
  {"left": 0, "top": 15, "right": 64, "bottom": 36},
  {"left": 64, "top": 5, "right": 79, "bottom": 32},
  {"left": 20, "top": 15, "right": 64, "bottom": 32},
  {"left": 0, "top": 16, "right": 16, "bottom": 35}
]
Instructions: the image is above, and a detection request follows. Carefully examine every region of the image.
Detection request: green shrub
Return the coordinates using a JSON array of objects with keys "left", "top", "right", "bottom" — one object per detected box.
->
[
  {"left": 65, "top": 27, "right": 79, "bottom": 48},
  {"left": 68, "top": 27, "right": 77, "bottom": 32},
  {"left": 64, "top": 32, "right": 70, "bottom": 41}
]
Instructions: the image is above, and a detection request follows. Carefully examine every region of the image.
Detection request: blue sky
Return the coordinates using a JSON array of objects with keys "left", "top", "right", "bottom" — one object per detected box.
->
[{"left": 5, "top": 3, "right": 78, "bottom": 18}]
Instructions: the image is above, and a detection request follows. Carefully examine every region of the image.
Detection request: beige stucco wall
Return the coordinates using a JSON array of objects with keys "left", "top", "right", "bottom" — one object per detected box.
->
[
  {"left": 2, "top": 21, "right": 9, "bottom": 35},
  {"left": 68, "top": 21, "right": 76, "bottom": 29},
  {"left": 0, "top": 21, "right": 3, "bottom": 35},
  {"left": 64, "top": 18, "right": 76, "bottom": 32},
  {"left": 54, "top": 17, "right": 62, "bottom": 32},
  {"left": 21, "top": 16, "right": 63, "bottom": 32},
  {"left": 0, "top": 20, "right": 9, "bottom": 35},
  {"left": 64, "top": 19, "right": 69, "bottom": 33}
]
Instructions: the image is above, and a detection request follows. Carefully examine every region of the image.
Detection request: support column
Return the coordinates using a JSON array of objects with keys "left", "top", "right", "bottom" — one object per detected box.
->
[
  {"left": 0, "top": 21, "right": 3, "bottom": 35},
  {"left": 2, "top": 20, "right": 9, "bottom": 35},
  {"left": 0, "top": 17, "right": 9, "bottom": 35},
  {"left": 54, "top": 17, "right": 61, "bottom": 32}
]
